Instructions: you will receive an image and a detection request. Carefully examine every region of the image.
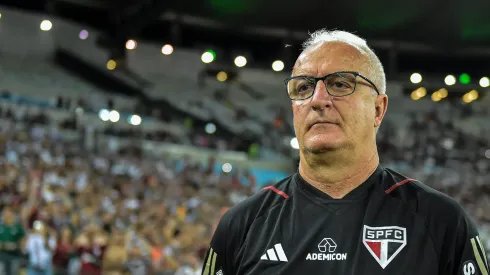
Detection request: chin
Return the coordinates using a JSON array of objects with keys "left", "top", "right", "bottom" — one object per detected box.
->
[{"left": 303, "top": 135, "right": 346, "bottom": 154}]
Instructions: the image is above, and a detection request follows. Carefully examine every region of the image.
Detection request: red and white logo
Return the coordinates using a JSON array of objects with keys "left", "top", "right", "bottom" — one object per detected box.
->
[{"left": 362, "top": 225, "right": 407, "bottom": 269}]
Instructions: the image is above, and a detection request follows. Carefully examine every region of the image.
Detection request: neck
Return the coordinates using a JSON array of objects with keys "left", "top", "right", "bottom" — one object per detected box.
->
[{"left": 298, "top": 145, "right": 379, "bottom": 199}]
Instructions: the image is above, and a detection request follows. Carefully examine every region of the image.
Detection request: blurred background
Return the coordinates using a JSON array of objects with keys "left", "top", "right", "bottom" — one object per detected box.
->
[{"left": 0, "top": 0, "right": 488, "bottom": 274}]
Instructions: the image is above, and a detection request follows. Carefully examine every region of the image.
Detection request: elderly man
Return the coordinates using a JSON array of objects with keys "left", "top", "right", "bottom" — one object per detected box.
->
[{"left": 201, "top": 30, "right": 489, "bottom": 275}]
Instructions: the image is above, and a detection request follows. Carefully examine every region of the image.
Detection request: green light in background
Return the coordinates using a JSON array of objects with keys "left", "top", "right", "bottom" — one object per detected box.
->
[{"left": 459, "top": 73, "right": 471, "bottom": 84}]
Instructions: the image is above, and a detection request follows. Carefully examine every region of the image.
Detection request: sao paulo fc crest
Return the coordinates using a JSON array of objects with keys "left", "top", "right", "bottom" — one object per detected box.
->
[{"left": 362, "top": 225, "right": 407, "bottom": 269}]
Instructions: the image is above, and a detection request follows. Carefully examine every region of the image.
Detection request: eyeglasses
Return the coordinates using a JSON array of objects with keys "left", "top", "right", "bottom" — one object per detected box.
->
[{"left": 284, "top": 71, "right": 379, "bottom": 101}]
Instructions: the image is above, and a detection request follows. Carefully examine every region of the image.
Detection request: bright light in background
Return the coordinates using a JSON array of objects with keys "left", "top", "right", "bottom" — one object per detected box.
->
[
  {"left": 161, "top": 44, "right": 174, "bottom": 55},
  {"left": 459, "top": 73, "right": 471, "bottom": 84},
  {"left": 107, "top": 59, "right": 116, "bottom": 70},
  {"left": 272, "top": 60, "right": 284, "bottom": 72},
  {"left": 126, "top": 40, "right": 137, "bottom": 50},
  {"left": 445, "top": 75, "right": 456, "bottom": 86},
  {"left": 290, "top": 137, "right": 299, "bottom": 149},
  {"left": 437, "top": 88, "right": 448, "bottom": 98},
  {"left": 410, "top": 87, "right": 426, "bottom": 100},
  {"left": 462, "top": 90, "right": 478, "bottom": 103},
  {"left": 462, "top": 90, "right": 479, "bottom": 103},
  {"left": 234, "top": 56, "right": 247, "bottom": 67},
  {"left": 79, "top": 30, "right": 89, "bottom": 40},
  {"left": 201, "top": 51, "right": 215, "bottom": 63},
  {"left": 410, "top": 73, "right": 422, "bottom": 84},
  {"left": 40, "top": 20, "right": 52, "bottom": 31},
  {"left": 0, "top": 14, "right": 2, "bottom": 19},
  {"left": 485, "top": 149, "right": 490, "bottom": 159},
  {"left": 216, "top": 71, "right": 228, "bottom": 82},
  {"left": 33, "top": 221, "right": 43, "bottom": 231},
  {"left": 222, "top": 163, "right": 233, "bottom": 173},
  {"left": 109, "top": 110, "right": 120, "bottom": 122},
  {"left": 98, "top": 109, "right": 110, "bottom": 121},
  {"left": 431, "top": 91, "right": 442, "bottom": 102},
  {"left": 205, "top": 123, "right": 216, "bottom": 134},
  {"left": 129, "top": 115, "right": 142, "bottom": 126},
  {"left": 442, "top": 138, "right": 454, "bottom": 150},
  {"left": 479, "top": 77, "right": 489, "bottom": 88}
]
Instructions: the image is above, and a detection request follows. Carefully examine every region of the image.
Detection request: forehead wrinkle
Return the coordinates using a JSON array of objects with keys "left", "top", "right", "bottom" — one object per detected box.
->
[{"left": 293, "top": 42, "right": 370, "bottom": 77}]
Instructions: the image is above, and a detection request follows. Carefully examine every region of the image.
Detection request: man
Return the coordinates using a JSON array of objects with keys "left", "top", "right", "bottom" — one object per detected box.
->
[
  {"left": 201, "top": 30, "right": 490, "bottom": 275},
  {"left": 0, "top": 207, "right": 25, "bottom": 275}
]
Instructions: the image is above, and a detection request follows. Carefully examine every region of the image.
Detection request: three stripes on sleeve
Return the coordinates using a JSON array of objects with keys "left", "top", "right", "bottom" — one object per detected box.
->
[
  {"left": 471, "top": 236, "right": 489, "bottom": 275},
  {"left": 203, "top": 247, "right": 220, "bottom": 275}
]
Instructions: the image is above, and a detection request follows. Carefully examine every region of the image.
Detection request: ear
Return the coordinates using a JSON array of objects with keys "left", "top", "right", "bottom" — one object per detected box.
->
[{"left": 374, "top": 94, "right": 388, "bottom": 128}]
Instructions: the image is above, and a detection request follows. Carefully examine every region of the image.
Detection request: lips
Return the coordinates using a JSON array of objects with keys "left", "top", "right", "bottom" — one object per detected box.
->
[{"left": 308, "top": 120, "right": 337, "bottom": 130}]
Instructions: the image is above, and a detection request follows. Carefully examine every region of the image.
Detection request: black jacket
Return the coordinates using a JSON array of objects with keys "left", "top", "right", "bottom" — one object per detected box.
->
[{"left": 202, "top": 166, "right": 489, "bottom": 275}]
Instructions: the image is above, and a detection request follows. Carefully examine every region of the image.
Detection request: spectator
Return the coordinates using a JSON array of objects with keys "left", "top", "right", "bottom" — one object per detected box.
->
[
  {"left": 25, "top": 221, "right": 56, "bottom": 275},
  {"left": 0, "top": 207, "right": 25, "bottom": 275},
  {"left": 52, "top": 226, "right": 75, "bottom": 275}
]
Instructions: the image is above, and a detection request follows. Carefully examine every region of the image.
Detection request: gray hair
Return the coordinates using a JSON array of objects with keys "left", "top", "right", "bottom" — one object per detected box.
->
[{"left": 300, "top": 29, "right": 386, "bottom": 95}]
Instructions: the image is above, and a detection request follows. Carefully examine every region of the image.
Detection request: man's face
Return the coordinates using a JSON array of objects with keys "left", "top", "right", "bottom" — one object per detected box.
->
[{"left": 291, "top": 42, "right": 387, "bottom": 155}]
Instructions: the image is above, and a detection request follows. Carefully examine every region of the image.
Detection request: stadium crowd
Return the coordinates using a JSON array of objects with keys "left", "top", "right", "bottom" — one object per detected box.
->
[
  {"left": 0, "top": 92, "right": 487, "bottom": 275},
  {"left": 0, "top": 103, "right": 256, "bottom": 275}
]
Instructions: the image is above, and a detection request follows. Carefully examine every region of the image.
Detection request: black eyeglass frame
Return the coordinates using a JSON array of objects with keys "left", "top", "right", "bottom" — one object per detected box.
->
[{"left": 284, "top": 71, "right": 380, "bottom": 101}]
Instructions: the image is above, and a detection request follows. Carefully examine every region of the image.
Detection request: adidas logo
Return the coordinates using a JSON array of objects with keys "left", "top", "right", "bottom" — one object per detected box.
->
[
  {"left": 260, "top": 243, "right": 288, "bottom": 262},
  {"left": 216, "top": 270, "right": 223, "bottom": 275}
]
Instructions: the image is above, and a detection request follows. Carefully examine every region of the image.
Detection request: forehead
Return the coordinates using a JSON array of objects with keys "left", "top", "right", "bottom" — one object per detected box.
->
[{"left": 293, "top": 42, "right": 369, "bottom": 77}]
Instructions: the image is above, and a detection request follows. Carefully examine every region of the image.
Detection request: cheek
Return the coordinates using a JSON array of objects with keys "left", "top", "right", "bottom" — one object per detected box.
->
[
  {"left": 338, "top": 100, "right": 367, "bottom": 131},
  {"left": 292, "top": 104, "right": 307, "bottom": 133},
  {"left": 351, "top": 101, "right": 374, "bottom": 131}
]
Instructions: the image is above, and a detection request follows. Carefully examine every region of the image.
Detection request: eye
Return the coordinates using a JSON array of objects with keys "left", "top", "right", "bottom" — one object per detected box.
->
[
  {"left": 298, "top": 83, "right": 314, "bottom": 93},
  {"left": 331, "top": 81, "right": 351, "bottom": 89}
]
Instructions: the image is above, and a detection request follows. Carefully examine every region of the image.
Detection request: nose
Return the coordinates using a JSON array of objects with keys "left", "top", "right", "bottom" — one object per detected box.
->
[{"left": 310, "top": 80, "right": 333, "bottom": 111}]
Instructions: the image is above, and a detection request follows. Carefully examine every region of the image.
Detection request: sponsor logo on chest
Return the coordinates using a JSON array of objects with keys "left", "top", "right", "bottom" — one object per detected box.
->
[{"left": 306, "top": 238, "right": 347, "bottom": 261}]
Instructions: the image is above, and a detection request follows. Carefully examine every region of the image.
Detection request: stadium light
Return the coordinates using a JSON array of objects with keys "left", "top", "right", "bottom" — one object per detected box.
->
[
  {"left": 234, "top": 56, "right": 247, "bottom": 67},
  {"left": 411, "top": 87, "right": 426, "bottom": 100},
  {"left": 107, "top": 60, "right": 116, "bottom": 70},
  {"left": 128, "top": 115, "right": 142, "bottom": 126},
  {"left": 431, "top": 91, "right": 442, "bottom": 102},
  {"left": 40, "top": 20, "right": 52, "bottom": 31},
  {"left": 161, "top": 44, "right": 174, "bottom": 55},
  {"left": 109, "top": 110, "right": 120, "bottom": 122},
  {"left": 436, "top": 88, "right": 448, "bottom": 98},
  {"left": 201, "top": 51, "right": 215, "bottom": 63},
  {"left": 222, "top": 163, "right": 233, "bottom": 173},
  {"left": 0, "top": 13, "right": 2, "bottom": 19},
  {"left": 442, "top": 138, "right": 454, "bottom": 150},
  {"left": 445, "top": 75, "right": 456, "bottom": 86},
  {"left": 217, "top": 71, "right": 228, "bottom": 82},
  {"left": 290, "top": 137, "right": 299, "bottom": 149},
  {"left": 410, "top": 73, "right": 422, "bottom": 84},
  {"left": 205, "top": 123, "right": 216, "bottom": 134},
  {"left": 272, "top": 60, "right": 285, "bottom": 72},
  {"left": 79, "top": 30, "right": 89, "bottom": 40},
  {"left": 462, "top": 90, "right": 478, "bottom": 103},
  {"left": 75, "top": 107, "right": 84, "bottom": 115},
  {"left": 98, "top": 109, "right": 110, "bottom": 121},
  {"left": 126, "top": 40, "right": 137, "bottom": 50},
  {"left": 479, "top": 77, "right": 490, "bottom": 88},
  {"left": 459, "top": 73, "right": 471, "bottom": 84}
]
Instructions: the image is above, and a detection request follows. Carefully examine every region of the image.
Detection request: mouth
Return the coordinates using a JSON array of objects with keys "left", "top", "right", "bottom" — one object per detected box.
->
[{"left": 308, "top": 121, "right": 337, "bottom": 130}]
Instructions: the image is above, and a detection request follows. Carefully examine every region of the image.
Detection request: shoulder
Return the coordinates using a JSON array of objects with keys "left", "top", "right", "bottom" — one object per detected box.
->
[
  {"left": 221, "top": 175, "right": 295, "bottom": 227},
  {"left": 381, "top": 167, "right": 471, "bottom": 228}
]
